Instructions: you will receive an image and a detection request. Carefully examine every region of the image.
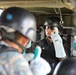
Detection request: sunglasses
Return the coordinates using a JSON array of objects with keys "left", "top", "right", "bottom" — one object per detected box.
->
[{"left": 44, "top": 26, "right": 54, "bottom": 30}]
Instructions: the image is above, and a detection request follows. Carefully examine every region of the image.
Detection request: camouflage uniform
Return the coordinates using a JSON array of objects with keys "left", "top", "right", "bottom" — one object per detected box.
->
[{"left": 0, "top": 44, "right": 33, "bottom": 75}]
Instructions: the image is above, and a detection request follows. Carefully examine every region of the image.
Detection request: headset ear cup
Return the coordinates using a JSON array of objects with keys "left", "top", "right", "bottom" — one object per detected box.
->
[{"left": 58, "top": 24, "right": 63, "bottom": 31}]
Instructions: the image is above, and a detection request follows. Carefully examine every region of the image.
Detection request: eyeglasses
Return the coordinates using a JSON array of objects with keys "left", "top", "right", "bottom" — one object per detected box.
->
[{"left": 44, "top": 26, "right": 54, "bottom": 30}]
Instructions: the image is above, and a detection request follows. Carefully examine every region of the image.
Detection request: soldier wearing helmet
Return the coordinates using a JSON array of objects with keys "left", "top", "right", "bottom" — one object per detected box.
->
[
  {"left": 38, "top": 17, "right": 70, "bottom": 75},
  {"left": 44, "top": 17, "right": 63, "bottom": 32},
  {"left": 0, "top": 7, "right": 36, "bottom": 75},
  {"left": 53, "top": 57, "right": 76, "bottom": 75}
]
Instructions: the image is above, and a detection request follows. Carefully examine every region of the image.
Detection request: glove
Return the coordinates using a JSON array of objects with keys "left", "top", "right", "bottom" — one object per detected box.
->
[
  {"left": 72, "top": 36, "right": 76, "bottom": 56},
  {"left": 51, "top": 27, "right": 66, "bottom": 58},
  {"left": 24, "top": 53, "right": 34, "bottom": 61},
  {"left": 30, "top": 46, "right": 51, "bottom": 75}
]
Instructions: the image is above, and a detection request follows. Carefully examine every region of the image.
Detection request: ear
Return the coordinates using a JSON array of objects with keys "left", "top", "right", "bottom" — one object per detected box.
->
[{"left": 22, "top": 37, "right": 29, "bottom": 47}]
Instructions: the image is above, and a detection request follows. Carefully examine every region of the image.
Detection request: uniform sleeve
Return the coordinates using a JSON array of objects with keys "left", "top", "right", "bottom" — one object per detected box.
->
[
  {"left": 0, "top": 52, "right": 33, "bottom": 75},
  {"left": 12, "top": 53, "right": 33, "bottom": 75}
]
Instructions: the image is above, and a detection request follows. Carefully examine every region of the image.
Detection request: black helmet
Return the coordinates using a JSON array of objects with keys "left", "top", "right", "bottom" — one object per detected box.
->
[
  {"left": 44, "top": 17, "right": 63, "bottom": 31},
  {"left": 53, "top": 58, "right": 76, "bottom": 75},
  {"left": 0, "top": 7, "right": 36, "bottom": 42}
]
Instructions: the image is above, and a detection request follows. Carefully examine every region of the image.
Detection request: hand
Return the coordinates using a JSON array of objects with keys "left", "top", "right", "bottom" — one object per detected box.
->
[
  {"left": 24, "top": 53, "right": 34, "bottom": 61},
  {"left": 51, "top": 27, "right": 62, "bottom": 44},
  {"left": 51, "top": 27, "right": 66, "bottom": 58},
  {"left": 30, "top": 46, "right": 51, "bottom": 75}
]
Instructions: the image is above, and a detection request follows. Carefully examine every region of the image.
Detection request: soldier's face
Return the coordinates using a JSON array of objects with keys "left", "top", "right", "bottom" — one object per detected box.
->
[{"left": 45, "top": 26, "right": 54, "bottom": 37}]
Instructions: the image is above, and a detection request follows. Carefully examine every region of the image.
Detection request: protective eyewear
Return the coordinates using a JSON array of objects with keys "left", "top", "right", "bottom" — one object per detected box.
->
[{"left": 44, "top": 26, "right": 54, "bottom": 30}]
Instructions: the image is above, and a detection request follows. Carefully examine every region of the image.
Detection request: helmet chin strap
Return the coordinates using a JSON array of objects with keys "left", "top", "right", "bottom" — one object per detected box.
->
[
  {"left": 1, "top": 29, "right": 26, "bottom": 52},
  {"left": 11, "top": 39, "right": 26, "bottom": 51},
  {"left": 3, "top": 38, "right": 26, "bottom": 53}
]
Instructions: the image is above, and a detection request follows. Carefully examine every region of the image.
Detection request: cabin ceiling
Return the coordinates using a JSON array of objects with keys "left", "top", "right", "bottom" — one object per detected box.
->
[
  {"left": 0, "top": 0, "right": 74, "bottom": 15},
  {"left": 0, "top": 0, "right": 75, "bottom": 27}
]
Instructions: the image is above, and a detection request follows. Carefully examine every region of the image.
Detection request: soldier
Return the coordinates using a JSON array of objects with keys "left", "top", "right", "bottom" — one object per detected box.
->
[
  {"left": 53, "top": 57, "right": 76, "bottom": 75},
  {"left": 0, "top": 7, "right": 36, "bottom": 75},
  {"left": 38, "top": 17, "right": 70, "bottom": 75}
]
